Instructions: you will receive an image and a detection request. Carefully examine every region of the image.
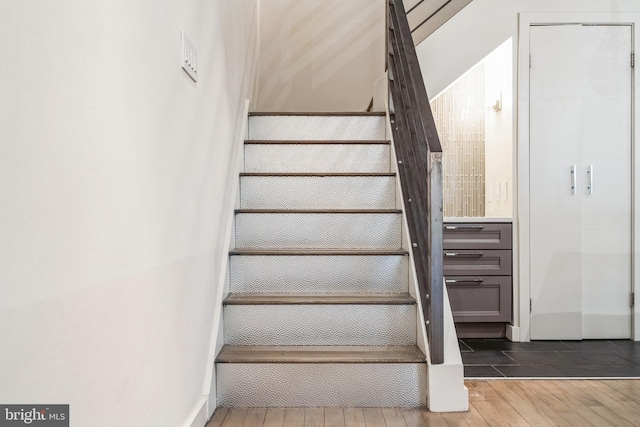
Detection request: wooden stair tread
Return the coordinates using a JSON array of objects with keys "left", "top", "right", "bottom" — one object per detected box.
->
[
  {"left": 245, "top": 140, "right": 390, "bottom": 144},
  {"left": 248, "top": 112, "right": 386, "bottom": 116},
  {"left": 240, "top": 172, "right": 395, "bottom": 177},
  {"left": 229, "top": 248, "right": 409, "bottom": 256},
  {"left": 223, "top": 293, "right": 415, "bottom": 305},
  {"left": 216, "top": 345, "right": 426, "bottom": 363},
  {"left": 235, "top": 209, "right": 402, "bottom": 214}
]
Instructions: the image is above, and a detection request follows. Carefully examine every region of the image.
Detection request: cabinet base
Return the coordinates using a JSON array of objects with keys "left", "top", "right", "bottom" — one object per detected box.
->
[{"left": 455, "top": 322, "right": 507, "bottom": 338}]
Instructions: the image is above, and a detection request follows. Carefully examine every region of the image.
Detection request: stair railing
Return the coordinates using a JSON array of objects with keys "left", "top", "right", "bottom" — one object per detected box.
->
[{"left": 386, "top": 0, "right": 445, "bottom": 364}]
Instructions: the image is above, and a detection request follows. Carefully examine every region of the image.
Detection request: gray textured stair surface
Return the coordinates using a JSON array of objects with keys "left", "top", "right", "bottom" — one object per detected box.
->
[
  {"left": 235, "top": 211, "right": 402, "bottom": 249},
  {"left": 216, "top": 114, "right": 424, "bottom": 407},
  {"left": 223, "top": 304, "right": 416, "bottom": 346},
  {"left": 229, "top": 252, "right": 408, "bottom": 294},
  {"left": 216, "top": 363, "right": 426, "bottom": 407},
  {"left": 248, "top": 113, "right": 386, "bottom": 141},
  {"left": 239, "top": 174, "right": 397, "bottom": 209},
  {"left": 245, "top": 141, "right": 391, "bottom": 173}
]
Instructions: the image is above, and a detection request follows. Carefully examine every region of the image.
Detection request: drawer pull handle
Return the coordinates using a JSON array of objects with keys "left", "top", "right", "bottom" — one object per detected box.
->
[
  {"left": 446, "top": 279, "right": 484, "bottom": 284},
  {"left": 445, "top": 252, "right": 485, "bottom": 257},
  {"left": 444, "top": 225, "right": 484, "bottom": 230}
]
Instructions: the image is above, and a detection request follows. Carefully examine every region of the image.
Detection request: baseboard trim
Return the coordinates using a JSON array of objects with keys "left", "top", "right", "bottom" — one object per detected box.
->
[
  {"left": 507, "top": 325, "right": 521, "bottom": 342},
  {"left": 182, "top": 397, "right": 207, "bottom": 427}
]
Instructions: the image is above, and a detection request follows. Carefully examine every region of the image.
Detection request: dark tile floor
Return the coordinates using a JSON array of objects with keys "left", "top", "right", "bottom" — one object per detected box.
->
[{"left": 460, "top": 338, "right": 640, "bottom": 378}]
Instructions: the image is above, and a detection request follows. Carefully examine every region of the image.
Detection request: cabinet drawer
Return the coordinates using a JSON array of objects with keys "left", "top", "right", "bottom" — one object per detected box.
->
[
  {"left": 443, "top": 250, "right": 512, "bottom": 276},
  {"left": 443, "top": 223, "right": 512, "bottom": 250},
  {"left": 446, "top": 276, "right": 512, "bottom": 322}
]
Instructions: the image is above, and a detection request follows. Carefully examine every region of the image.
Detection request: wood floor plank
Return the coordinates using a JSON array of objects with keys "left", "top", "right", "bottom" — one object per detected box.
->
[
  {"left": 324, "top": 408, "right": 345, "bottom": 427},
  {"left": 503, "top": 381, "right": 571, "bottom": 426},
  {"left": 222, "top": 408, "right": 248, "bottom": 427},
  {"left": 489, "top": 381, "right": 553, "bottom": 426},
  {"left": 242, "top": 408, "right": 268, "bottom": 427},
  {"left": 206, "top": 380, "right": 640, "bottom": 427},
  {"left": 602, "top": 379, "right": 640, "bottom": 403},
  {"left": 571, "top": 380, "right": 640, "bottom": 426},
  {"left": 465, "top": 381, "right": 487, "bottom": 402},
  {"left": 460, "top": 404, "right": 490, "bottom": 427},
  {"left": 526, "top": 381, "right": 597, "bottom": 426},
  {"left": 466, "top": 401, "right": 510, "bottom": 427},
  {"left": 206, "top": 408, "right": 229, "bottom": 427},
  {"left": 419, "top": 408, "right": 449, "bottom": 427},
  {"left": 586, "top": 379, "right": 640, "bottom": 413},
  {"left": 475, "top": 383, "right": 528, "bottom": 426},
  {"left": 263, "top": 408, "right": 286, "bottom": 427},
  {"left": 362, "top": 408, "right": 386, "bottom": 427},
  {"left": 380, "top": 408, "right": 407, "bottom": 427},
  {"left": 343, "top": 408, "right": 366, "bottom": 427},
  {"left": 532, "top": 379, "right": 566, "bottom": 396},
  {"left": 305, "top": 408, "right": 325, "bottom": 427},
  {"left": 549, "top": 381, "right": 616, "bottom": 427},
  {"left": 441, "top": 412, "right": 471, "bottom": 427},
  {"left": 284, "top": 408, "right": 305, "bottom": 427},
  {"left": 400, "top": 408, "right": 428, "bottom": 427}
]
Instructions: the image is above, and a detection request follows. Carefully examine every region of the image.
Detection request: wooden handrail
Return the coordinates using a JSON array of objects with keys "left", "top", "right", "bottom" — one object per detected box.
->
[{"left": 386, "top": 0, "right": 444, "bottom": 364}]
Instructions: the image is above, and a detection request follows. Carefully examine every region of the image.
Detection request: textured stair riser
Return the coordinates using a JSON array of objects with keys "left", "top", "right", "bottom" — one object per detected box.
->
[
  {"left": 229, "top": 254, "right": 408, "bottom": 294},
  {"left": 245, "top": 144, "right": 391, "bottom": 173},
  {"left": 240, "top": 176, "right": 396, "bottom": 209},
  {"left": 248, "top": 116, "right": 386, "bottom": 140},
  {"left": 235, "top": 213, "right": 402, "bottom": 249},
  {"left": 223, "top": 304, "right": 416, "bottom": 346},
  {"left": 217, "top": 363, "right": 426, "bottom": 407}
]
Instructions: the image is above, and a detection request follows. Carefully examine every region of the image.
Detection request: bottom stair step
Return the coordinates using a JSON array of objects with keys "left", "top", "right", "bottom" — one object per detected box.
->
[{"left": 215, "top": 345, "right": 427, "bottom": 407}]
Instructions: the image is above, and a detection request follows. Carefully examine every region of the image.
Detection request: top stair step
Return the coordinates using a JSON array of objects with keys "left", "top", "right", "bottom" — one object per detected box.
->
[{"left": 248, "top": 113, "right": 387, "bottom": 141}]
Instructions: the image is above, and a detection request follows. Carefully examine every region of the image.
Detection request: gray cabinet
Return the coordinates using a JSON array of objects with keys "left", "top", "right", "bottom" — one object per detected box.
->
[{"left": 444, "top": 222, "right": 513, "bottom": 338}]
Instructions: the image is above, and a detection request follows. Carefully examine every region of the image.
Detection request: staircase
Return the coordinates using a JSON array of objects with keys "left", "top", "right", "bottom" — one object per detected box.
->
[{"left": 215, "top": 112, "right": 428, "bottom": 407}]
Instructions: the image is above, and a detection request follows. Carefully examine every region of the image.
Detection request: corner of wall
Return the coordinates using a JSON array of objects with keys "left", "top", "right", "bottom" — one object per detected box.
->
[{"left": 203, "top": 98, "right": 252, "bottom": 419}]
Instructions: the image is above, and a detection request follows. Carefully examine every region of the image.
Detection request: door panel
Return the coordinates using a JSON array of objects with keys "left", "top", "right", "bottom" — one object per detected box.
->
[
  {"left": 530, "top": 25, "right": 583, "bottom": 340},
  {"left": 580, "top": 25, "right": 632, "bottom": 338}
]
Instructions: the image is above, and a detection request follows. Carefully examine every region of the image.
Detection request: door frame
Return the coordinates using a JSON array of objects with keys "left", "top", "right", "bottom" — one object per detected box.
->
[{"left": 516, "top": 12, "right": 640, "bottom": 341}]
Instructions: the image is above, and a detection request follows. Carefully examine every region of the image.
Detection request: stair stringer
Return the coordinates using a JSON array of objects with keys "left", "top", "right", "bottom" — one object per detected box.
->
[{"left": 386, "top": 114, "right": 469, "bottom": 412}]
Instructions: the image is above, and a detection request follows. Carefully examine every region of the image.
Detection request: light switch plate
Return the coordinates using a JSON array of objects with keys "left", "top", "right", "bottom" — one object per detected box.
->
[{"left": 181, "top": 31, "right": 198, "bottom": 82}]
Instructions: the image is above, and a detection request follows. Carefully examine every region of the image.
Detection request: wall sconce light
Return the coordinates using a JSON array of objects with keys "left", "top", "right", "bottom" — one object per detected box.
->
[{"left": 488, "top": 92, "right": 502, "bottom": 112}]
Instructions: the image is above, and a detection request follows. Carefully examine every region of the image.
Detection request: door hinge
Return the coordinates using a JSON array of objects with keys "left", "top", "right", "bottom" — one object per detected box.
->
[
  {"left": 632, "top": 53, "right": 635, "bottom": 68},
  {"left": 530, "top": 298, "right": 533, "bottom": 311},
  {"left": 529, "top": 54, "right": 532, "bottom": 68},
  {"left": 632, "top": 292, "right": 635, "bottom": 308}
]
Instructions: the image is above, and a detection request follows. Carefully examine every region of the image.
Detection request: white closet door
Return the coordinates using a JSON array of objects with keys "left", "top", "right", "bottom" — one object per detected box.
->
[
  {"left": 529, "top": 24, "right": 632, "bottom": 340},
  {"left": 530, "top": 25, "right": 584, "bottom": 340},
  {"left": 580, "top": 25, "right": 632, "bottom": 339}
]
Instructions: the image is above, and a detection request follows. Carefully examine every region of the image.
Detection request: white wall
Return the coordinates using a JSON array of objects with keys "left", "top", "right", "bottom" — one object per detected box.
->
[
  {"left": 484, "top": 39, "right": 512, "bottom": 218},
  {"left": 0, "top": 0, "right": 259, "bottom": 425},
  {"left": 255, "top": 0, "right": 385, "bottom": 112},
  {"left": 417, "top": 0, "right": 640, "bottom": 98}
]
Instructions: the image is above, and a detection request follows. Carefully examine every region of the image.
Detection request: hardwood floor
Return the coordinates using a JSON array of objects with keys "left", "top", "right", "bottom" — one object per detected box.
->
[{"left": 206, "top": 380, "right": 640, "bottom": 427}]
